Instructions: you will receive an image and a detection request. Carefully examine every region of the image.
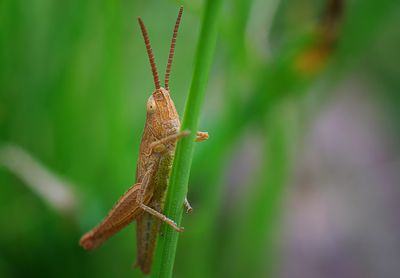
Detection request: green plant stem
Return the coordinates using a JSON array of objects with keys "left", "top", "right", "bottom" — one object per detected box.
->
[{"left": 150, "top": 0, "right": 224, "bottom": 277}]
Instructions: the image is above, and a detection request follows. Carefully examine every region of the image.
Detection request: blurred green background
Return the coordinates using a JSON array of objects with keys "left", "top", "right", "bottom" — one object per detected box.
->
[{"left": 1, "top": 0, "right": 400, "bottom": 277}]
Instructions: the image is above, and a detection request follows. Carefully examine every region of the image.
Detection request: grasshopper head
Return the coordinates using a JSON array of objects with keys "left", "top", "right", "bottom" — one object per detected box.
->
[
  {"left": 145, "top": 87, "right": 180, "bottom": 135},
  {"left": 146, "top": 87, "right": 178, "bottom": 121}
]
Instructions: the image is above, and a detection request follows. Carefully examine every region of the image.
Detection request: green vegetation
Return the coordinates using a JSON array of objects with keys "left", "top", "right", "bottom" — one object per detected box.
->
[{"left": 1, "top": 0, "right": 399, "bottom": 277}]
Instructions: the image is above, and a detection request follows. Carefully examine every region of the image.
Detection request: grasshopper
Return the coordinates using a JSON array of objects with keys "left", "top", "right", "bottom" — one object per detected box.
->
[{"left": 79, "top": 6, "right": 208, "bottom": 274}]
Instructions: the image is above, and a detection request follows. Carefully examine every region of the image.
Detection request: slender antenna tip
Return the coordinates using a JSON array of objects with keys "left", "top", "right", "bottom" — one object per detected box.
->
[
  {"left": 164, "top": 6, "right": 184, "bottom": 90},
  {"left": 137, "top": 15, "right": 161, "bottom": 90}
]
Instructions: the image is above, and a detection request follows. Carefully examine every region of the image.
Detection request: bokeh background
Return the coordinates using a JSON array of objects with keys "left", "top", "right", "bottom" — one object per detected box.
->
[{"left": 1, "top": 0, "right": 400, "bottom": 277}]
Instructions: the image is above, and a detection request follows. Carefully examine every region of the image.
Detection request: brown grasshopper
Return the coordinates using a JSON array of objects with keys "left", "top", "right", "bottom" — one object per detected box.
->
[{"left": 79, "top": 6, "right": 208, "bottom": 274}]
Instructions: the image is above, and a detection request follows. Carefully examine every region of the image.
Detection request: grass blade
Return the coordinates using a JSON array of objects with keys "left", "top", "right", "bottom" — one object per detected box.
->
[{"left": 150, "top": 1, "right": 224, "bottom": 277}]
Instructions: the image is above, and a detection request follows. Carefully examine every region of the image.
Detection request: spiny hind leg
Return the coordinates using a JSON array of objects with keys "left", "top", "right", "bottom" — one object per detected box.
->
[
  {"left": 139, "top": 203, "right": 184, "bottom": 232},
  {"left": 196, "top": 131, "right": 209, "bottom": 142}
]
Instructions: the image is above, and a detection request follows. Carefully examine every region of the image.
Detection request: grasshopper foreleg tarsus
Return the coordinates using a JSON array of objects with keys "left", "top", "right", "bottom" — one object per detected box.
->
[
  {"left": 139, "top": 203, "right": 184, "bottom": 232},
  {"left": 196, "top": 131, "right": 209, "bottom": 142},
  {"left": 184, "top": 197, "right": 193, "bottom": 213}
]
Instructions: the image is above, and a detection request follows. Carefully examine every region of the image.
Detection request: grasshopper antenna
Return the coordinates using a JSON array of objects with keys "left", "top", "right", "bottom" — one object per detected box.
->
[
  {"left": 138, "top": 17, "right": 161, "bottom": 90},
  {"left": 164, "top": 6, "right": 183, "bottom": 91}
]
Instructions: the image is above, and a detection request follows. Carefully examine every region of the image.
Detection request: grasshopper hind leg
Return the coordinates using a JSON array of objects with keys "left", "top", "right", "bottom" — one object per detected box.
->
[{"left": 139, "top": 203, "right": 184, "bottom": 232}]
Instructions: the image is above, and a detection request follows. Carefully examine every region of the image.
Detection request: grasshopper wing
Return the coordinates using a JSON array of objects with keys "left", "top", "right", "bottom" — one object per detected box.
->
[{"left": 80, "top": 184, "right": 151, "bottom": 250}]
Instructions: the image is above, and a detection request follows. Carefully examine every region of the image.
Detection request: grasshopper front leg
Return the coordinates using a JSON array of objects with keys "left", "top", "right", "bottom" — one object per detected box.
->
[
  {"left": 149, "top": 130, "right": 190, "bottom": 152},
  {"left": 150, "top": 130, "right": 209, "bottom": 152}
]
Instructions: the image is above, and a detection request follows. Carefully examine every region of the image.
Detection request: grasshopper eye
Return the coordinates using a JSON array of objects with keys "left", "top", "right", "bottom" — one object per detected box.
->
[{"left": 147, "top": 96, "right": 157, "bottom": 113}]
